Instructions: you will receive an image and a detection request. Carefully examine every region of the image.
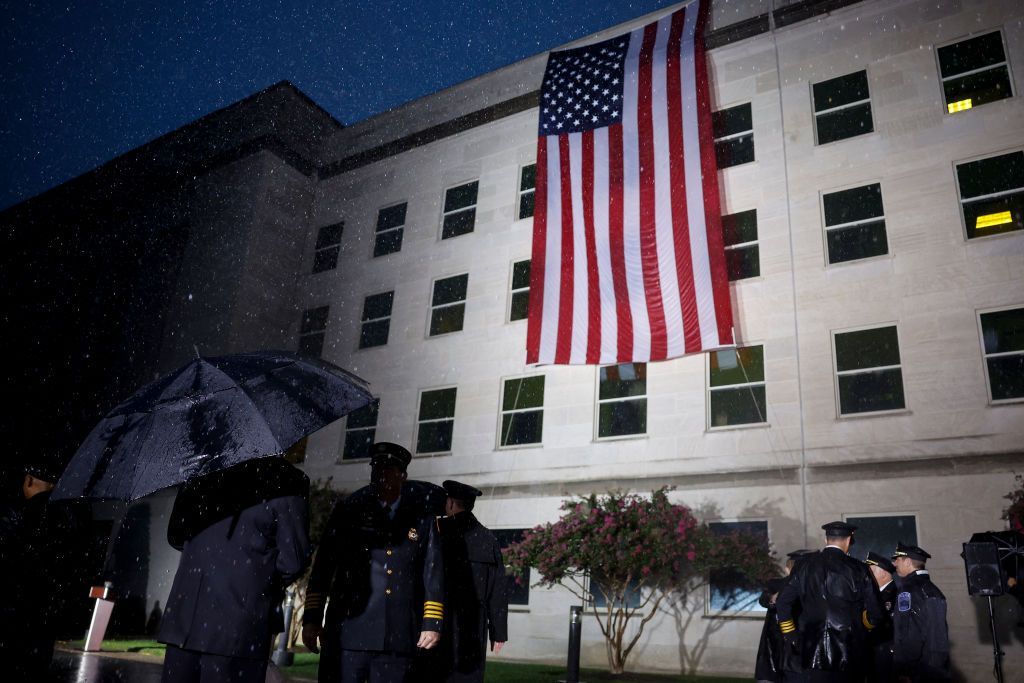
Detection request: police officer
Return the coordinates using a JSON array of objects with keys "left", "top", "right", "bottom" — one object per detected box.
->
[
  {"left": 755, "top": 549, "right": 815, "bottom": 682},
  {"left": 890, "top": 542, "right": 950, "bottom": 682},
  {"left": 434, "top": 480, "right": 508, "bottom": 683},
  {"left": 865, "top": 551, "right": 898, "bottom": 682},
  {"left": 775, "top": 522, "right": 884, "bottom": 682},
  {"left": 302, "top": 442, "right": 446, "bottom": 683}
]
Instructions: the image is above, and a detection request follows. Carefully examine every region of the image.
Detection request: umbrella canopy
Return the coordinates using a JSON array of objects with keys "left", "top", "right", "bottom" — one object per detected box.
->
[
  {"left": 969, "top": 530, "right": 1024, "bottom": 577},
  {"left": 53, "top": 351, "right": 373, "bottom": 501}
]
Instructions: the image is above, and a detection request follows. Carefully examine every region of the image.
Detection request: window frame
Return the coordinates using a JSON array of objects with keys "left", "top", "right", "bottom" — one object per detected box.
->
[
  {"left": 516, "top": 163, "right": 537, "bottom": 221},
  {"left": 427, "top": 272, "right": 469, "bottom": 338},
  {"left": 312, "top": 221, "right": 344, "bottom": 274},
  {"left": 440, "top": 179, "right": 480, "bottom": 240},
  {"left": 720, "top": 208, "right": 760, "bottom": 282},
  {"left": 373, "top": 201, "right": 408, "bottom": 258},
  {"left": 497, "top": 373, "right": 545, "bottom": 450},
  {"left": 976, "top": 304, "right": 1024, "bottom": 405},
  {"left": 935, "top": 28, "right": 1015, "bottom": 115},
  {"left": 704, "top": 518, "right": 770, "bottom": 618},
  {"left": 358, "top": 290, "right": 394, "bottom": 350},
  {"left": 831, "top": 322, "right": 908, "bottom": 418},
  {"left": 298, "top": 306, "right": 329, "bottom": 358},
  {"left": 507, "top": 259, "right": 531, "bottom": 323},
  {"left": 952, "top": 148, "right": 1024, "bottom": 241},
  {"left": 811, "top": 69, "right": 875, "bottom": 146},
  {"left": 706, "top": 343, "right": 768, "bottom": 431},
  {"left": 594, "top": 362, "right": 648, "bottom": 441},
  {"left": 337, "top": 398, "right": 380, "bottom": 463},
  {"left": 711, "top": 102, "right": 754, "bottom": 169},
  {"left": 415, "top": 385, "right": 458, "bottom": 456},
  {"left": 819, "top": 180, "right": 890, "bottom": 267}
]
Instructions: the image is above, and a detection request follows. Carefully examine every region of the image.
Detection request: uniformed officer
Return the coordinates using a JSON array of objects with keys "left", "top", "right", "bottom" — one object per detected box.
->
[
  {"left": 302, "top": 442, "right": 446, "bottom": 683},
  {"left": 890, "top": 542, "right": 950, "bottom": 682},
  {"left": 755, "top": 549, "right": 814, "bottom": 683},
  {"left": 865, "top": 551, "right": 898, "bottom": 682},
  {"left": 775, "top": 522, "right": 884, "bottom": 682},
  {"left": 433, "top": 480, "right": 508, "bottom": 683}
]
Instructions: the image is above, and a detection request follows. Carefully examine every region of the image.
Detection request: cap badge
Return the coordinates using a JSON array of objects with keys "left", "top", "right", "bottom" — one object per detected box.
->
[{"left": 408, "top": 528, "right": 419, "bottom": 541}]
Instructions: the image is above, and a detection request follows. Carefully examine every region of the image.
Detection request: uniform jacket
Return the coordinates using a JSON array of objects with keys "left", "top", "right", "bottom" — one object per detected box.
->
[
  {"left": 892, "top": 570, "right": 950, "bottom": 682},
  {"left": 158, "top": 461, "right": 311, "bottom": 660},
  {"left": 776, "top": 546, "right": 884, "bottom": 675},
  {"left": 438, "top": 512, "right": 508, "bottom": 681},
  {"left": 869, "top": 580, "right": 898, "bottom": 681},
  {"left": 304, "top": 480, "right": 446, "bottom": 656},
  {"left": 754, "top": 576, "right": 789, "bottom": 682}
]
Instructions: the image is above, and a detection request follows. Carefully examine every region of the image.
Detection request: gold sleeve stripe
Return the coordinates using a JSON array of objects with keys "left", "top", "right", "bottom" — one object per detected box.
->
[
  {"left": 778, "top": 619, "right": 796, "bottom": 634},
  {"left": 862, "top": 610, "right": 874, "bottom": 630},
  {"left": 424, "top": 601, "right": 444, "bottom": 608},
  {"left": 424, "top": 612, "right": 444, "bottom": 619}
]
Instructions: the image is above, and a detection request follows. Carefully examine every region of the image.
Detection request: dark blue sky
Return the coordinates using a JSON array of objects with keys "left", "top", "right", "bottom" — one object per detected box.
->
[{"left": 1, "top": 0, "right": 676, "bottom": 210}]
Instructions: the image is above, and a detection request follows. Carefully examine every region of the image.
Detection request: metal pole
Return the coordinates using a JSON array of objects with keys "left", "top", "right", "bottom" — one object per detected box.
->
[
  {"left": 987, "top": 595, "right": 1004, "bottom": 683},
  {"left": 565, "top": 605, "right": 582, "bottom": 683},
  {"left": 271, "top": 587, "right": 296, "bottom": 667}
]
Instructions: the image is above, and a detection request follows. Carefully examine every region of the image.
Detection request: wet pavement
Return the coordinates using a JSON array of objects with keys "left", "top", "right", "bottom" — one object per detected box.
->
[{"left": 51, "top": 650, "right": 163, "bottom": 682}]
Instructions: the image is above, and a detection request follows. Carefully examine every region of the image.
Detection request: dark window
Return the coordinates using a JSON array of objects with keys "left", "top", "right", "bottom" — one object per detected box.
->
[
  {"left": 708, "top": 346, "right": 766, "bottom": 428},
  {"left": 823, "top": 184, "right": 888, "bottom": 264},
  {"left": 708, "top": 521, "right": 768, "bottom": 614},
  {"left": 430, "top": 274, "right": 468, "bottom": 336},
  {"left": 813, "top": 71, "right": 873, "bottom": 144},
  {"left": 509, "top": 260, "right": 531, "bottom": 322},
  {"left": 834, "top": 326, "right": 905, "bottom": 415},
  {"left": 374, "top": 203, "right": 407, "bottom": 257},
  {"left": 721, "top": 209, "right": 759, "bottom": 280},
  {"left": 313, "top": 222, "right": 343, "bottom": 273},
  {"left": 359, "top": 291, "right": 393, "bottom": 349},
  {"left": 590, "top": 578, "right": 642, "bottom": 609},
  {"left": 845, "top": 515, "right": 918, "bottom": 562},
  {"left": 712, "top": 103, "right": 754, "bottom": 168},
  {"left": 939, "top": 31, "right": 1013, "bottom": 113},
  {"left": 518, "top": 164, "right": 536, "bottom": 219},
  {"left": 417, "top": 387, "right": 456, "bottom": 454},
  {"left": 956, "top": 151, "right": 1024, "bottom": 239},
  {"left": 442, "top": 181, "right": 479, "bottom": 239},
  {"left": 500, "top": 376, "right": 544, "bottom": 447},
  {"left": 980, "top": 308, "right": 1024, "bottom": 402},
  {"left": 341, "top": 399, "right": 379, "bottom": 461},
  {"left": 298, "top": 306, "right": 329, "bottom": 357},
  {"left": 597, "top": 363, "right": 646, "bottom": 438},
  {"left": 493, "top": 529, "right": 530, "bottom": 606}
]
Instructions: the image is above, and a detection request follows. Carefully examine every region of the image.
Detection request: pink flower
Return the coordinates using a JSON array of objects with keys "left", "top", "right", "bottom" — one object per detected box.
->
[{"left": 686, "top": 550, "right": 696, "bottom": 561}]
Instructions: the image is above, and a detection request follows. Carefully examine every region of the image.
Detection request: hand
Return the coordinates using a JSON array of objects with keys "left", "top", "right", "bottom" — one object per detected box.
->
[
  {"left": 1009, "top": 576, "right": 1017, "bottom": 588},
  {"left": 417, "top": 630, "right": 441, "bottom": 649},
  {"left": 302, "top": 624, "right": 322, "bottom": 654},
  {"left": 491, "top": 641, "right": 505, "bottom": 653}
]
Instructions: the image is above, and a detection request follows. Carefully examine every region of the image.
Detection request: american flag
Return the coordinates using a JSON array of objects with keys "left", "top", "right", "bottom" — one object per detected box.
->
[{"left": 526, "top": 0, "right": 733, "bottom": 365}]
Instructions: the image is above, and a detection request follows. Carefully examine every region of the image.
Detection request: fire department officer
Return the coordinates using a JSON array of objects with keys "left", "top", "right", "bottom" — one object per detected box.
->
[
  {"left": 865, "top": 551, "right": 898, "bottom": 682},
  {"left": 890, "top": 542, "right": 950, "bottom": 682}
]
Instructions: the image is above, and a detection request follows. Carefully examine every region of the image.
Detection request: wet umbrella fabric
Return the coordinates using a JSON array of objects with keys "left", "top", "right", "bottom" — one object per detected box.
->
[{"left": 53, "top": 351, "right": 373, "bottom": 501}]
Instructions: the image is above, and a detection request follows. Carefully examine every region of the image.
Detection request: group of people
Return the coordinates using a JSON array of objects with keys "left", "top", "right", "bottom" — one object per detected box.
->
[
  {"left": 158, "top": 441, "right": 509, "bottom": 683},
  {"left": 756, "top": 521, "right": 950, "bottom": 683}
]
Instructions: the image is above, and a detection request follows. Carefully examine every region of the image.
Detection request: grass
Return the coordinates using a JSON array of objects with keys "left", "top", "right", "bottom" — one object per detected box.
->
[{"left": 64, "top": 638, "right": 167, "bottom": 658}]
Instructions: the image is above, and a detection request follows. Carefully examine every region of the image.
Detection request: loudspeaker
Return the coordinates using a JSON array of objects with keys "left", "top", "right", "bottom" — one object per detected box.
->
[{"left": 962, "top": 542, "right": 1004, "bottom": 596}]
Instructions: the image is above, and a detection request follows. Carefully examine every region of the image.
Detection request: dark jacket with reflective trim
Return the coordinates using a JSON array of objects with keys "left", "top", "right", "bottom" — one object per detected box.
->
[{"left": 892, "top": 570, "right": 950, "bottom": 682}]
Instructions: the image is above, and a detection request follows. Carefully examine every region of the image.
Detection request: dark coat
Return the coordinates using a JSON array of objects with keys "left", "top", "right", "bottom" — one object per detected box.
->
[
  {"left": 158, "top": 460, "right": 311, "bottom": 660},
  {"left": 754, "top": 576, "right": 789, "bottom": 682},
  {"left": 438, "top": 512, "right": 508, "bottom": 683},
  {"left": 869, "top": 580, "right": 898, "bottom": 682},
  {"left": 775, "top": 546, "right": 884, "bottom": 679},
  {"left": 892, "top": 571, "right": 950, "bottom": 682}
]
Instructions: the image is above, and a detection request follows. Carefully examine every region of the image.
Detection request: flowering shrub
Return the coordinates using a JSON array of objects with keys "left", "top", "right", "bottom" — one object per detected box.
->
[{"left": 1004, "top": 474, "right": 1024, "bottom": 531}]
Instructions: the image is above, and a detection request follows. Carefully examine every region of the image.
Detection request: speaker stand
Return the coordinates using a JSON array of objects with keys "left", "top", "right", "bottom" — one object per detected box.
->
[{"left": 987, "top": 595, "right": 1004, "bottom": 683}]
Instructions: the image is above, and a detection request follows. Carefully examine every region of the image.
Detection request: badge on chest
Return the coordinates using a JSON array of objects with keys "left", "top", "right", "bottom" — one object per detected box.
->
[
  {"left": 408, "top": 527, "right": 419, "bottom": 541},
  {"left": 897, "top": 591, "right": 911, "bottom": 612}
]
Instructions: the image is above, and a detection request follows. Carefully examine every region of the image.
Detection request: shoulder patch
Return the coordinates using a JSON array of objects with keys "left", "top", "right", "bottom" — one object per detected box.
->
[{"left": 897, "top": 591, "right": 911, "bottom": 612}]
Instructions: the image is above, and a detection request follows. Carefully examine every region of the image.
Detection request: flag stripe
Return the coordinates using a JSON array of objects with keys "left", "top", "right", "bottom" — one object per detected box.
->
[
  {"left": 539, "top": 136, "right": 562, "bottom": 362},
  {"left": 568, "top": 133, "right": 589, "bottom": 364},
  {"left": 592, "top": 127, "right": 617, "bottom": 364},
  {"left": 525, "top": 136, "right": 548, "bottom": 364},
  {"left": 556, "top": 135, "right": 575, "bottom": 364},
  {"left": 581, "top": 131, "right": 602, "bottom": 364},
  {"left": 608, "top": 123, "right": 632, "bottom": 361},
  {"left": 623, "top": 25, "right": 650, "bottom": 361}
]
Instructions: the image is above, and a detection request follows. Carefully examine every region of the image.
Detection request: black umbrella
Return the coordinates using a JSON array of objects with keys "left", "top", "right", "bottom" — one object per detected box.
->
[
  {"left": 53, "top": 351, "right": 373, "bottom": 501},
  {"left": 968, "top": 530, "right": 1024, "bottom": 578}
]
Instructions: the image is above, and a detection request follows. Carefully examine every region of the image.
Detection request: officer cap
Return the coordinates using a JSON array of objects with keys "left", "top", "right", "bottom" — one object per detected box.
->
[
  {"left": 786, "top": 548, "right": 816, "bottom": 559},
  {"left": 443, "top": 480, "right": 483, "bottom": 501},
  {"left": 865, "top": 551, "right": 896, "bottom": 574},
  {"left": 892, "top": 541, "right": 931, "bottom": 562},
  {"left": 369, "top": 442, "right": 412, "bottom": 472},
  {"left": 24, "top": 460, "right": 62, "bottom": 483},
  {"left": 821, "top": 521, "right": 857, "bottom": 537}
]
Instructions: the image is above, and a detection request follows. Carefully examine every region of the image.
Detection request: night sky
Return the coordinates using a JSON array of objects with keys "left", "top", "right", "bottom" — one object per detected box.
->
[{"left": 1, "top": 0, "right": 678, "bottom": 211}]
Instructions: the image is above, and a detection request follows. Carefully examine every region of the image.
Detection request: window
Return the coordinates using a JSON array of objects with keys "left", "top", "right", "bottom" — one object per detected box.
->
[
  {"left": 500, "top": 376, "right": 544, "bottom": 447},
  {"left": 721, "top": 209, "right": 759, "bottom": 280},
  {"left": 845, "top": 515, "right": 918, "bottom": 563},
  {"left": 597, "top": 363, "right": 646, "bottom": 438},
  {"left": 939, "top": 31, "right": 1013, "bottom": 114},
  {"left": 979, "top": 307, "right": 1024, "bottom": 402},
  {"left": 341, "top": 399, "right": 379, "bottom": 461},
  {"left": 955, "top": 150, "right": 1024, "bottom": 239},
  {"left": 298, "top": 306, "right": 329, "bottom": 357},
  {"left": 359, "top": 291, "right": 393, "bottom": 349},
  {"left": 518, "top": 164, "right": 536, "bottom": 219},
  {"left": 708, "top": 346, "right": 766, "bottom": 428},
  {"left": 417, "top": 387, "right": 456, "bottom": 454},
  {"left": 374, "top": 203, "right": 406, "bottom": 257},
  {"left": 822, "top": 183, "right": 888, "bottom": 264},
  {"left": 493, "top": 529, "right": 530, "bottom": 606},
  {"left": 707, "top": 521, "right": 768, "bottom": 615},
  {"left": 442, "top": 181, "right": 479, "bottom": 239},
  {"left": 430, "top": 274, "right": 468, "bottom": 336},
  {"left": 712, "top": 103, "right": 753, "bottom": 168},
  {"left": 312, "top": 222, "right": 343, "bottom": 273},
  {"left": 509, "top": 260, "right": 531, "bottom": 322},
  {"left": 833, "top": 325, "right": 905, "bottom": 415},
  {"left": 813, "top": 70, "right": 873, "bottom": 144},
  {"left": 590, "top": 578, "right": 641, "bottom": 609}
]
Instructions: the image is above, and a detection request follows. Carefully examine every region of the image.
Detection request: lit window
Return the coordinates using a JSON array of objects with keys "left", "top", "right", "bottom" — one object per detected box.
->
[
  {"left": 499, "top": 376, "right": 544, "bottom": 447},
  {"left": 939, "top": 31, "right": 1013, "bottom": 114},
  {"left": 712, "top": 103, "right": 754, "bottom": 168},
  {"left": 312, "top": 222, "right": 343, "bottom": 273},
  {"left": 708, "top": 346, "right": 766, "bottom": 428},
  {"left": 822, "top": 183, "right": 888, "bottom": 264},
  {"left": 374, "top": 203, "right": 406, "bottom": 257},
  {"left": 979, "top": 307, "right": 1024, "bottom": 402},
  {"left": 509, "top": 260, "right": 531, "bottom": 322},
  {"left": 833, "top": 325, "right": 905, "bottom": 415},
  {"left": 707, "top": 521, "right": 769, "bottom": 615},
  {"left": 955, "top": 150, "right": 1024, "bottom": 239},
  {"left": 341, "top": 399, "right": 379, "bottom": 461},
  {"left": 429, "top": 274, "right": 468, "bottom": 336},
  {"left": 518, "top": 164, "right": 536, "bottom": 220},
  {"left": 597, "top": 363, "right": 646, "bottom": 438},
  {"left": 845, "top": 515, "right": 918, "bottom": 562},
  {"left": 813, "top": 71, "right": 873, "bottom": 144},
  {"left": 359, "top": 291, "right": 393, "bottom": 349},
  {"left": 442, "top": 181, "right": 479, "bottom": 239},
  {"left": 417, "top": 387, "right": 456, "bottom": 454},
  {"left": 493, "top": 529, "right": 530, "bottom": 606},
  {"left": 298, "top": 306, "right": 329, "bottom": 358},
  {"left": 721, "top": 209, "right": 759, "bottom": 280}
]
